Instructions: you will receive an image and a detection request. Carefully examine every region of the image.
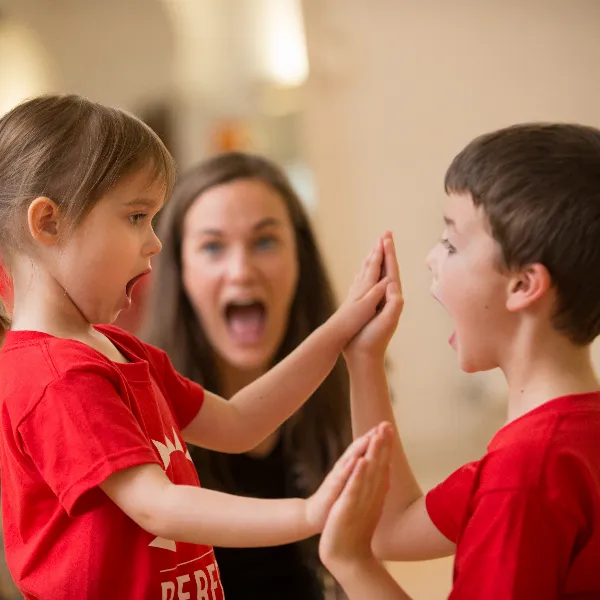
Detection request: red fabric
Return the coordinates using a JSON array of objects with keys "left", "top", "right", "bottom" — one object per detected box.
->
[
  {"left": 0, "top": 325, "right": 224, "bottom": 600},
  {"left": 426, "top": 392, "right": 600, "bottom": 599}
]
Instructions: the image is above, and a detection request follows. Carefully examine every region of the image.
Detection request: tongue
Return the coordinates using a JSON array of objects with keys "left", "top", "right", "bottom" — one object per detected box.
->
[{"left": 227, "top": 306, "right": 265, "bottom": 344}]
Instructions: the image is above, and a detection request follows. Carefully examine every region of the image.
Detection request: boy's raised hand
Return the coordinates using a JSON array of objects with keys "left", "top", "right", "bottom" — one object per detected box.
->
[
  {"left": 319, "top": 422, "right": 393, "bottom": 569},
  {"left": 345, "top": 232, "right": 403, "bottom": 360}
]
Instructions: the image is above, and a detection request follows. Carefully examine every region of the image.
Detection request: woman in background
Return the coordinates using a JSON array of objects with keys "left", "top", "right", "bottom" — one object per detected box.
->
[{"left": 143, "top": 152, "right": 351, "bottom": 600}]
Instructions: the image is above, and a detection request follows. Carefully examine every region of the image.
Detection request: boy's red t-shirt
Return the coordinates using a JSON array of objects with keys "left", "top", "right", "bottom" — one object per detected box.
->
[
  {"left": 426, "top": 392, "right": 600, "bottom": 599},
  {"left": 0, "top": 325, "right": 225, "bottom": 600}
]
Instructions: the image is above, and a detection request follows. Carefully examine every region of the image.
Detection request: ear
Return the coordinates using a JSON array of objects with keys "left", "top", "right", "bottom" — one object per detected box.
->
[
  {"left": 27, "top": 197, "right": 61, "bottom": 246},
  {"left": 505, "top": 263, "right": 552, "bottom": 312}
]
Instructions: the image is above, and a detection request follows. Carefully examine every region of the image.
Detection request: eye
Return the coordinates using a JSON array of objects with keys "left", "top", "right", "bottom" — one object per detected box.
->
[
  {"left": 440, "top": 238, "right": 456, "bottom": 254},
  {"left": 254, "top": 235, "right": 278, "bottom": 251},
  {"left": 129, "top": 213, "right": 147, "bottom": 226},
  {"left": 200, "top": 240, "right": 224, "bottom": 255}
]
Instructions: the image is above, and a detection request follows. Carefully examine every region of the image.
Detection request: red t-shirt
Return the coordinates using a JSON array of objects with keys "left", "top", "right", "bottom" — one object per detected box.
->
[
  {"left": 0, "top": 325, "right": 225, "bottom": 600},
  {"left": 426, "top": 392, "right": 600, "bottom": 599}
]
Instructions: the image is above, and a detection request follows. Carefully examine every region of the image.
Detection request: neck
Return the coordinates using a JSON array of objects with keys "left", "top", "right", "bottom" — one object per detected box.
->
[
  {"left": 215, "top": 357, "right": 266, "bottom": 400},
  {"left": 501, "top": 326, "right": 599, "bottom": 423},
  {"left": 10, "top": 258, "right": 92, "bottom": 338},
  {"left": 215, "top": 357, "right": 283, "bottom": 457}
]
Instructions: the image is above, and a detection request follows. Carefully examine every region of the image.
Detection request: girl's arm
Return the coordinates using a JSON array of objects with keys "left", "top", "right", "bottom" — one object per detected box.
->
[{"left": 100, "top": 429, "right": 377, "bottom": 548}]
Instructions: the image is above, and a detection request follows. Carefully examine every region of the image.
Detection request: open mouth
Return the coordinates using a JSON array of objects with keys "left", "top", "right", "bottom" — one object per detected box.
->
[
  {"left": 126, "top": 270, "right": 151, "bottom": 300},
  {"left": 223, "top": 300, "right": 267, "bottom": 344}
]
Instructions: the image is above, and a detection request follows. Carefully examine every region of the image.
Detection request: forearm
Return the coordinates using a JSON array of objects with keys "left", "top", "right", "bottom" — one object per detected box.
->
[
  {"left": 328, "top": 558, "right": 413, "bottom": 600},
  {"left": 153, "top": 484, "right": 314, "bottom": 548},
  {"left": 346, "top": 357, "right": 422, "bottom": 544},
  {"left": 228, "top": 320, "right": 343, "bottom": 448}
]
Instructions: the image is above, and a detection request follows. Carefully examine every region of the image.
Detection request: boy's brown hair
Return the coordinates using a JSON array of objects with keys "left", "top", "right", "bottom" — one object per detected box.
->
[{"left": 445, "top": 123, "right": 600, "bottom": 345}]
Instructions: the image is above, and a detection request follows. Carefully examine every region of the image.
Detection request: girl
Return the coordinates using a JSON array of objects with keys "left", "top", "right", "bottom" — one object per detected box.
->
[
  {"left": 143, "top": 153, "right": 352, "bottom": 599},
  {"left": 0, "top": 94, "right": 395, "bottom": 600}
]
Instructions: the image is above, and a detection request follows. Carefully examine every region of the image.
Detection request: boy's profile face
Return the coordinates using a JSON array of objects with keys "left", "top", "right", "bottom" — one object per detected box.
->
[{"left": 426, "top": 193, "right": 516, "bottom": 373}]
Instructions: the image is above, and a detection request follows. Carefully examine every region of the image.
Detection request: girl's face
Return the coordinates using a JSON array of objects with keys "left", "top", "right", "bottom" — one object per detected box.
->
[
  {"left": 51, "top": 168, "right": 164, "bottom": 325},
  {"left": 181, "top": 178, "right": 299, "bottom": 372}
]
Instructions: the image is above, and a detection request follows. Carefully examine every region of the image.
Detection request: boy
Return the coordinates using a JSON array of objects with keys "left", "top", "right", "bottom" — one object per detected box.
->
[{"left": 320, "top": 124, "right": 600, "bottom": 599}]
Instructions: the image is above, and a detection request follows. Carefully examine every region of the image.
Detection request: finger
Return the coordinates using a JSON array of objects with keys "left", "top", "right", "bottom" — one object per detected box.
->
[
  {"left": 339, "top": 434, "right": 370, "bottom": 465},
  {"left": 367, "top": 242, "right": 384, "bottom": 285},
  {"left": 321, "top": 455, "right": 359, "bottom": 508},
  {"left": 335, "top": 457, "right": 369, "bottom": 510},
  {"left": 357, "top": 241, "right": 383, "bottom": 288},
  {"left": 338, "top": 425, "right": 382, "bottom": 465},
  {"left": 365, "top": 430, "right": 387, "bottom": 462},
  {"left": 378, "top": 281, "right": 404, "bottom": 321},
  {"left": 361, "top": 436, "right": 392, "bottom": 506},
  {"left": 383, "top": 234, "right": 402, "bottom": 296},
  {"left": 357, "top": 277, "right": 390, "bottom": 319},
  {"left": 379, "top": 235, "right": 387, "bottom": 281}
]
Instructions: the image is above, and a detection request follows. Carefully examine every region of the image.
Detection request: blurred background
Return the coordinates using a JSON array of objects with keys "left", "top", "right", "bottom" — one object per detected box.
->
[{"left": 2, "top": 0, "right": 600, "bottom": 597}]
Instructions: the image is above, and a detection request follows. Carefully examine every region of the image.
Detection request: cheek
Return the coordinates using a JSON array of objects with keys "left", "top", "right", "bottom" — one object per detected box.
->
[
  {"left": 181, "top": 253, "right": 219, "bottom": 321},
  {"left": 267, "top": 256, "right": 299, "bottom": 312}
]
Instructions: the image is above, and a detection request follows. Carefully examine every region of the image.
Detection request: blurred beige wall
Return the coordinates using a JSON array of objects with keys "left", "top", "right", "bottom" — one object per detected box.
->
[
  {"left": 0, "top": 0, "right": 175, "bottom": 112},
  {"left": 301, "top": 2, "right": 600, "bottom": 595}
]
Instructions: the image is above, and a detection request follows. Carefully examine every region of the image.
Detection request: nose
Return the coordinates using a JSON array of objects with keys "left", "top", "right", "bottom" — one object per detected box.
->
[
  {"left": 145, "top": 227, "right": 163, "bottom": 258},
  {"left": 226, "top": 247, "right": 255, "bottom": 283}
]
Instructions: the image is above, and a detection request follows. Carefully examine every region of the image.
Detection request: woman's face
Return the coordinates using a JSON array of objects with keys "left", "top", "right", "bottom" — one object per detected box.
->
[{"left": 181, "top": 178, "right": 299, "bottom": 371}]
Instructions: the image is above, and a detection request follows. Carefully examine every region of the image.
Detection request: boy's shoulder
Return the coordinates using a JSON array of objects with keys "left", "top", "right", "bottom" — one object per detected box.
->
[{"left": 478, "top": 392, "right": 600, "bottom": 500}]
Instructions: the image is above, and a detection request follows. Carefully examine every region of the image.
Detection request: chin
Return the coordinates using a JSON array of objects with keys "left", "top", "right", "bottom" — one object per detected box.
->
[
  {"left": 457, "top": 353, "right": 498, "bottom": 374},
  {"left": 226, "top": 347, "right": 273, "bottom": 372}
]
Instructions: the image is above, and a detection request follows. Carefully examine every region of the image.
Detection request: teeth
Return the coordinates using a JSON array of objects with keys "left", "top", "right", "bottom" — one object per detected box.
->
[{"left": 229, "top": 299, "right": 260, "bottom": 307}]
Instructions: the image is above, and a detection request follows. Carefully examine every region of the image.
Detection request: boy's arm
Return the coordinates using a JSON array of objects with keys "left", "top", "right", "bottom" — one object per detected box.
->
[
  {"left": 347, "top": 357, "right": 455, "bottom": 560},
  {"left": 100, "top": 430, "right": 376, "bottom": 548},
  {"left": 319, "top": 422, "right": 412, "bottom": 600},
  {"left": 182, "top": 244, "right": 391, "bottom": 454},
  {"left": 344, "top": 233, "right": 455, "bottom": 560}
]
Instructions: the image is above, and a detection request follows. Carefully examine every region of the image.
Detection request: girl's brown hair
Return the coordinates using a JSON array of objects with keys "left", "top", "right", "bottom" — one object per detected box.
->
[{"left": 0, "top": 93, "right": 176, "bottom": 337}]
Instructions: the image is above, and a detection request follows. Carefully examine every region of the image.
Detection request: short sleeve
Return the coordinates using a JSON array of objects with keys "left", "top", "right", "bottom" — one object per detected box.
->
[
  {"left": 143, "top": 343, "right": 205, "bottom": 430},
  {"left": 19, "top": 369, "right": 160, "bottom": 516},
  {"left": 448, "top": 489, "right": 578, "bottom": 599},
  {"left": 425, "top": 461, "right": 479, "bottom": 543}
]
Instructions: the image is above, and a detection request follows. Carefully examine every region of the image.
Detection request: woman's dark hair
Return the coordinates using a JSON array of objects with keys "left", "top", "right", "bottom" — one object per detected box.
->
[{"left": 143, "top": 152, "right": 351, "bottom": 499}]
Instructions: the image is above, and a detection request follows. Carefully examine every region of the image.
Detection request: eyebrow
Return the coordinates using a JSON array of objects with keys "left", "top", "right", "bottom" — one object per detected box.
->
[
  {"left": 195, "top": 217, "right": 283, "bottom": 237},
  {"left": 125, "top": 197, "right": 164, "bottom": 209}
]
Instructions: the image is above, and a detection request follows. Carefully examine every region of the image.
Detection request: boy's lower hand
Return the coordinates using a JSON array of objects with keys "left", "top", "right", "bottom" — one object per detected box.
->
[
  {"left": 344, "top": 232, "right": 404, "bottom": 363},
  {"left": 319, "top": 422, "right": 393, "bottom": 570},
  {"left": 304, "top": 425, "right": 384, "bottom": 534}
]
